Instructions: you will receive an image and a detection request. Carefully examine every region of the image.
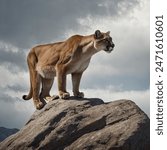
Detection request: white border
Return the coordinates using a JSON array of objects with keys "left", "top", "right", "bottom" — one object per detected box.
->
[{"left": 150, "top": 0, "right": 167, "bottom": 149}]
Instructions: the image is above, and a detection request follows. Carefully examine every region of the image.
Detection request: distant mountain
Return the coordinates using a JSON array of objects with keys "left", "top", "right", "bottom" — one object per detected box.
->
[{"left": 0, "top": 127, "right": 19, "bottom": 142}]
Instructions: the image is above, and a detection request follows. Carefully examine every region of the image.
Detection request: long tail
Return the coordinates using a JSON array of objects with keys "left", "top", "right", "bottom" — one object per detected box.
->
[
  {"left": 22, "top": 88, "right": 32, "bottom": 100},
  {"left": 22, "top": 80, "right": 32, "bottom": 100},
  {"left": 22, "top": 52, "right": 35, "bottom": 100}
]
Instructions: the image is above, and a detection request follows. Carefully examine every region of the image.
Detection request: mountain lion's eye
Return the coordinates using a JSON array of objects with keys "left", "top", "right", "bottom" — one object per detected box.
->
[
  {"left": 102, "top": 39, "right": 108, "bottom": 42},
  {"left": 104, "top": 39, "right": 109, "bottom": 44}
]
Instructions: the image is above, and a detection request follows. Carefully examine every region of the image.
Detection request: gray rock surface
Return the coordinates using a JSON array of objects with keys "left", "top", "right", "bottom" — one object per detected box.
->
[{"left": 0, "top": 98, "right": 150, "bottom": 150}]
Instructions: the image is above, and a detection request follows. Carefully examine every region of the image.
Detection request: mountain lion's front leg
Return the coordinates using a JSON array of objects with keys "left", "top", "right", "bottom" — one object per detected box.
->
[
  {"left": 72, "top": 72, "right": 84, "bottom": 98},
  {"left": 56, "top": 65, "right": 70, "bottom": 99}
]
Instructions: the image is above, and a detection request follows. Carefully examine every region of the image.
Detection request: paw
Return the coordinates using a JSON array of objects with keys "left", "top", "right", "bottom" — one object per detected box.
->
[
  {"left": 59, "top": 92, "right": 70, "bottom": 99},
  {"left": 36, "top": 101, "right": 45, "bottom": 110},
  {"left": 44, "top": 95, "right": 59, "bottom": 102},
  {"left": 74, "top": 92, "right": 84, "bottom": 98}
]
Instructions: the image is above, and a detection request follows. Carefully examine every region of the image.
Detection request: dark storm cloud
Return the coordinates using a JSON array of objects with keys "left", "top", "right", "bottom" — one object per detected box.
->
[{"left": 0, "top": 0, "right": 139, "bottom": 49}]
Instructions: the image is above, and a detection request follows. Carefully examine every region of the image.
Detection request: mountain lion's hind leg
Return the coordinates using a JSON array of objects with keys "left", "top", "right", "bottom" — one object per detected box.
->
[
  {"left": 40, "top": 78, "right": 58, "bottom": 102},
  {"left": 32, "top": 71, "right": 44, "bottom": 109}
]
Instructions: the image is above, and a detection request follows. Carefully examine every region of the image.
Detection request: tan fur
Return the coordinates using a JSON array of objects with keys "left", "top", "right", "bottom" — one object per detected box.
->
[{"left": 23, "top": 30, "right": 115, "bottom": 109}]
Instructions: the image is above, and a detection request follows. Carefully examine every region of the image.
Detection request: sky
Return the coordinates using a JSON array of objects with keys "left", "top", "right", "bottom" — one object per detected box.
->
[{"left": 0, "top": 0, "right": 149, "bottom": 129}]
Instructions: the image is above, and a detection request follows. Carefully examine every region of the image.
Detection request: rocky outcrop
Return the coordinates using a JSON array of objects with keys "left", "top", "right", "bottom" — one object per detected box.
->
[{"left": 0, "top": 98, "right": 150, "bottom": 150}]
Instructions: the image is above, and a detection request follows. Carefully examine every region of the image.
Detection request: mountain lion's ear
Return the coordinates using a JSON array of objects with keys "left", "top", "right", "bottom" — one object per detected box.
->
[
  {"left": 106, "top": 31, "right": 110, "bottom": 35},
  {"left": 94, "top": 30, "right": 103, "bottom": 39}
]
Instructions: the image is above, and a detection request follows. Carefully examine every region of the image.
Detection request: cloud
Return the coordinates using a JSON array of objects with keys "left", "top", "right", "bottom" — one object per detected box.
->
[
  {"left": 0, "top": 66, "right": 28, "bottom": 89},
  {"left": 0, "top": 0, "right": 140, "bottom": 49},
  {"left": 0, "top": 99, "right": 34, "bottom": 128},
  {"left": 0, "top": 85, "right": 34, "bottom": 128},
  {"left": 0, "top": 41, "right": 27, "bottom": 71},
  {"left": 83, "top": 88, "right": 150, "bottom": 116},
  {"left": 65, "top": 0, "right": 149, "bottom": 90}
]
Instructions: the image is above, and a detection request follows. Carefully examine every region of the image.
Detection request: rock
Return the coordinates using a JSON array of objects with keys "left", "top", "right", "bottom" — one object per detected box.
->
[
  {"left": 0, "top": 127, "right": 19, "bottom": 142},
  {"left": 0, "top": 98, "right": 150, "bottom": 150}
]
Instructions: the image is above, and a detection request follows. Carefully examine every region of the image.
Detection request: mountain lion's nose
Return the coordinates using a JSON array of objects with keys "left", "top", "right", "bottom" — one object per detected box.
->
[{"left": 111, "top": 43, "right": 115, "bottom": 48}]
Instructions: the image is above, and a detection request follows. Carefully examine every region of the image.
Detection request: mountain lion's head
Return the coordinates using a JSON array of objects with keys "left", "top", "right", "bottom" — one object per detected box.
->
[{"left": 94, "top": 30, "right": 115, "bottom": 53}]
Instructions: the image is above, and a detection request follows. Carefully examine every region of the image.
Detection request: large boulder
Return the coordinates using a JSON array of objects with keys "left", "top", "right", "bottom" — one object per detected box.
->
[{"left": 0, "top": 98, "right": 150, "bottom": 150}]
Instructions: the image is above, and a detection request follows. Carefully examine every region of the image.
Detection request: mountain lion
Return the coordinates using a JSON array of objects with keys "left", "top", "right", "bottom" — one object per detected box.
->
[{"left": 23, "top": 30, "right": 115, "bottom": 109}]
